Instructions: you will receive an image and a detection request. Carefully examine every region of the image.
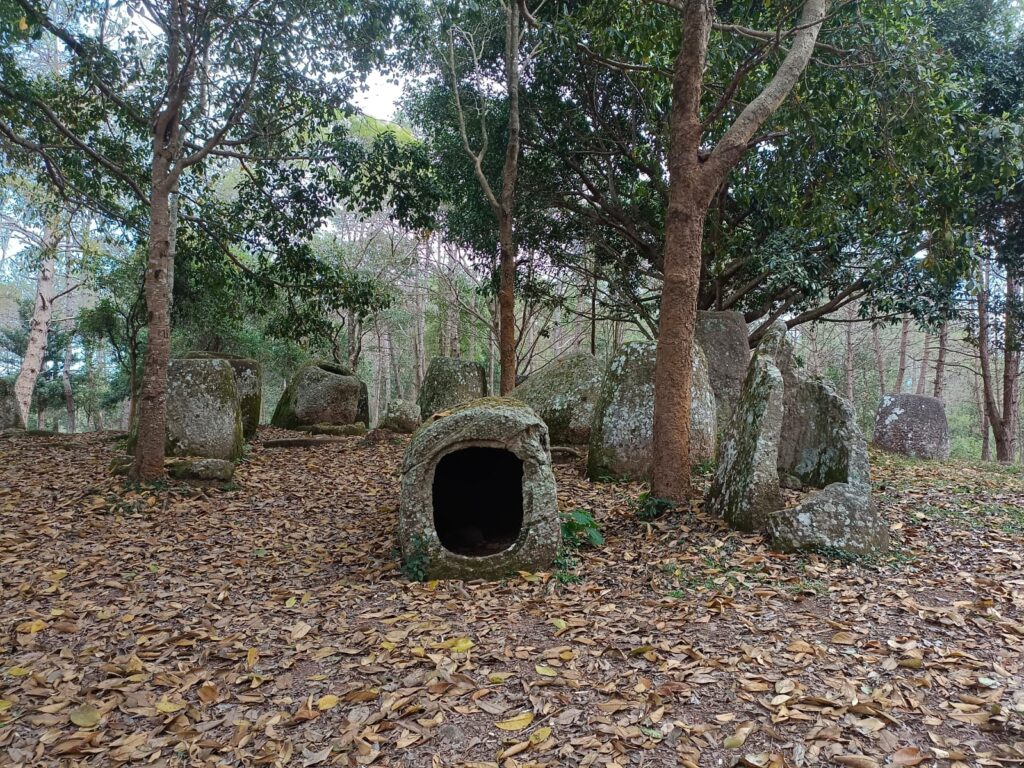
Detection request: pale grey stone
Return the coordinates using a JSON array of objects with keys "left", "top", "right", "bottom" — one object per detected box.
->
[
  {"left": 705, "top": 354, "right": 784, "bottom": 532},
  {"left": 417, "top": 358, "right": 487, "bottom": 418},
  {"left": 380, "top": 399, "right": 422, "bottom": 433},
  {"left": 399, "top": 398, "right": 559, "bottom": 580},
  {"left": 182, "top": 352, "right": 262, "bottom": 439},
  {"left": 166, "top": 359, "right": 244, "bottom": 460},
  {"left": 0, "top": 378, "right": 23, "bottom": 430},
  {"left": 510, "top": 352, "right": 604, "bottom": 445},
  {"left": 696, "top": 310, "right": 751, "bottom": 430},
  {"left": 272, "top": 361, "right": 368, "bottom": 429},
  {"left": 873, "top": 393, "right": 950, "bottom": 460},
  {"left": 587, "top": 341, "right": 717, "bottom": 481},
  {"left": 167, "top": 457, "right": 235, "bottom": 481}
]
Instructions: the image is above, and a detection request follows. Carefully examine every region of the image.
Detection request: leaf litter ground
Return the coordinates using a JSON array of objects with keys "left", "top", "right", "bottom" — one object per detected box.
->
[{"left": 1, "top": 429, "right": 1023, "bottom": 767}]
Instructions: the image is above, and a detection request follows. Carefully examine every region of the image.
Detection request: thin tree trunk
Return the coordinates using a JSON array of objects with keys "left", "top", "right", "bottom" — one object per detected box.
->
[
  {"left": 36, "top": 397, "right": 44, "bottom": 431},
  {"left": 844, "top": 307, "right": 855, "bottom": 403},
  {"left": 62, "top": 339, "right": 75, "bottom": 433},
  {"left": 978, "top": 374, "right": 991, "bottom": 461},
  {"left": 895, "top": 315, "right": 910, "bottom": 394},
  {"left": 916, "top": 331, "right": 932, "bottom": 395},
  {"left": 872, "top": 325, "right": 886, "bottom": 399},
  {"left": 1001, "top": 273, "right": 1020, "bottom": 461},
  {"left": 932, "top": 323, "right": 948, "bottom": 400},
  {"left": 14, "top": 230, "right": 59, "bottom": 427}
]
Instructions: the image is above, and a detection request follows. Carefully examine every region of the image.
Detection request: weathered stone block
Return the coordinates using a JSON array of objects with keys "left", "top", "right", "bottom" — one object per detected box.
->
[
  {"left": 696, "top": 310, "right": 751, "bottom": 430},
  {"left": 272, "top": 361, "right": 368, "bottom": 429},
  {"left": 417, "top": 358, "right": 488, "bottom": 418},
  {"left": 706, "top": 354, "right": 785, "bottom": 532},
  {"left": 182, "top": 352, "right": 262, "bottom": 439},
  {"left": 873, "top": 393, "right": 950, "bottom": 460},
  {"left": 399, "top": 398, "right": 559, "bottom": 580},
  {"left": 380, "top": 398, "right": 422, "bottom": 433},
  {"left": 165, "top": 359, "right": 244, "bottom": 460},
  {"left": 587, "top": 342, "right": 717, "bottom": 481},
  {"left": 167, "top": 457, "right": 235, "bottom": 482},
  {"left": 0, "top": 378, "right": 23, "bottom": 430},
  {"left": 510, "top": 352, "right": 604, "bottom": 445}
]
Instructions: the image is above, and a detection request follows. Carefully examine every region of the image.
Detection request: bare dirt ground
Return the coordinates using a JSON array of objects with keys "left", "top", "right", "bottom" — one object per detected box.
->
[{"left": 1, "top": 428, "right": 1023, "bottom": 767}]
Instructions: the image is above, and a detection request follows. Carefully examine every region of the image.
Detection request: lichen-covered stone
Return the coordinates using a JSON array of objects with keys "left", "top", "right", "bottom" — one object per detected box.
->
[
  {"left": 380, "top": 399, "right": 421, "bottom": 433},
  {"left": 587, "top": 342, "right": 717, "bottom": 481},
  {"left": 271, "top": 361, "right": 366, "bottom": 429},
  {"left": 303, "top": 422, "right": 367, "bottom": 437},
  {"left": 167, "top": 458, "right": 235, "bottom": 482},
  {"left": 182, "top": 352, "right": 262, "bottom": 439},
  {"left": 510, "top": 353, "right": 604, "bottom": 445},
  {"left": 696, "top": 310, "right": 751, "bottom": 430},
  {"left": 873, "top": 394, "right": 950, "bottom": 460},
  {"left": 706, "top": 354, "right": 784, "bottom": 532},
  {"left": 165, "top": 359, "right": 244, "bottom": 460},
  {"left": 752, "top": 321, "right": 887, "bottom": 555},
  {"left": 399, "top": 398, "right": 559, "bottom": 580},
  {"left": 0, "top": 378, "right": 23, "bottom": 430},
  {"left": 417, "top": 357, "right": 488, "bottom": 418}
]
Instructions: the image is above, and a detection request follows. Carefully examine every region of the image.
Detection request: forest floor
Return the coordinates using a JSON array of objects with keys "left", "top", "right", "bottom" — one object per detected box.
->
[{"left": 1, "top": 429, "right": 1023, "bottom": 768}]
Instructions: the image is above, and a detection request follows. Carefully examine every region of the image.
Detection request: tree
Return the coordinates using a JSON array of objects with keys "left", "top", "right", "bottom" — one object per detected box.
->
[{"left": 2, "top": 0, "right": 418, "bottom": 478}]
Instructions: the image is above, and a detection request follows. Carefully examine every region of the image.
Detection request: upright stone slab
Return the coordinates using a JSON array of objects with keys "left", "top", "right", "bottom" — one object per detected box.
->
[
  {"left": 399, "top": 398, "right": 559, "bottom": 580},
  {"left": 417, "top": 357, "right": 488, "bottom": 418},
  {"left": 182, "top": 352, "right": 262, "bottom": 439},
  {"left": 696, "top": 310, "right": 751, "bottom": 430},
  {"left": 587, "top": 341, "right": 717, "bottom": 481},
  {"left": 706, "top": 354, "right": 785, "bottom": 532},
  {"left": 380, "top": 398, "right": 422, "bottom": 433},
  {"left": 873, "top": 394, "right": 950, "bottom": 460},
  {"left": 0, "top": 378, "right": 24, "bottom": 430},
  {"left": 165, "top": 359, "right": 244, "bottom": 460},
  {"left": 272, "top": 361, "right": 368, "bottom": 429},
  {"left": 758, "top": 322, "right": 887, "bottom": 555},
  {"left": 510, "top": 352, "right": 604, "bottom": 445}
]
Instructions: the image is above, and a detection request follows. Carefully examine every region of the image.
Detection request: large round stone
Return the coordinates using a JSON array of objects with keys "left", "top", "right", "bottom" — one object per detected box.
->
[
  {"left": 271, "top": 361, "right": 369, "bottom": 429},
  {"left": 510, "top": 352, "right": 604, "bottom": 445},
  {"left": 399, "top": 398, "right": 559, "bottom": 580},
  {"left": 587, "top": 342, "right": 717, "bottom": 481},
  {"left": 165, "top": 359, "right": 244, "bottom": 460},
  {"left": 182, "top": 352, "right": 262, "bottom": 439},
  {"left": 873, "top": 393, "right": 950, "bottom": 460},
  {"left": 417, "top": 357, "right": 488, "bottom": 418}
]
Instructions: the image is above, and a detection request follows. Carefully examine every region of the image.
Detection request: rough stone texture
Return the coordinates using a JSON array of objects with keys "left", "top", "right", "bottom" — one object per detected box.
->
[
  {"left": 705, "top": 354, "right": 785, "bottom": 532},
  {"left": 380, "top": 399, "right": 422, "bottom": 433},
  {"left": 417, "top": 357, "right": 488, "bottom": 419},
  {"left": 0, "top": 378, "right": 24, "bottom": 430},
  {"left": 587, "top": 342, "right": 717, "bottom": 481},
  {"left": 696, "top": 310, "right": 751, "bottom": 430},
  {"left": 510, "top": 353, "right": 604, "bottom": 445},
  {"left": 400, "top": 398, "right": 559, "bottom": 580},
  {"left": 272, "top": 361, "right": 367, "bottom": 429},
  {"left": 755, "top": 321, "right": 888, "bottom": 555},
  {"left": 182, "top": 352, "right": 262, "bottom": 439},
  {"left": 302, "top": 423, "right": 367, "bottom": 437},
  {"left": 873, "top": 393, "right": 950, "bottom": 460},
  {"left": 165, "top": 359, "right": 244, "bottom": 460},
  {"left": 167, "top": 458, "right": 235, "bottom": 482}
]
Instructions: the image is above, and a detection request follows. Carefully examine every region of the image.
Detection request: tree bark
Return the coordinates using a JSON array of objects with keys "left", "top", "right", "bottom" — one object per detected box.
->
[
  {"left": 844, "top": 306, "right": 855, "bottom": 403},
  {"left": 14, "top": 228, "right": 60, "bottom": 427},
  {"left": 932, "top": 323, "right": 948, "bottom": 400},
  {"left": 1000, "top": 273, "right": 1020, "bottom": 461},
  {"left": 915, "top": 331, "right": 931, "bottom": 395},
  {"left": 872, "top": 325, "right": 886, "bottom": 399},
  {"left": 62, "top": 339, "right": 75, "bottom": 433},
  {"left": 895, "top": 315, "right": 910, "bottom": 394},
  {"left": 650, "top": 0, "right": 829, "bottom": 501}
]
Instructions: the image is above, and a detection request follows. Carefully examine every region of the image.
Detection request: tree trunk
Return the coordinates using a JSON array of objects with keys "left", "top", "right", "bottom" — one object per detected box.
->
[
  {"left": 844, "top": 307, "right": 855, "bottom": 403},
  {"left": 932, "top": 323, "right": 948, "bottom": 400},
  {"left": 132, "top": 147, "right": 176, "bottom": 481},
  {"left": 36, "top": 397, "right": 44, "bottom": 431},
  {"left": 915, "top": 331, "right": 931, "bottom": 395},
  {"left": 895, "top": 315, "right": 910, "bottom": 393},
  {"left": 14, "top": 231, "right": 59, "bottom": 426},
  {"left": 1000, "top": 273, "right": 1020, "bottom": 462},
  {"left": 62, "top": 339, "right": 75, "bottom": 433},
  {"left": 872, "top": 325, "right": 886, "bottom": 399}
]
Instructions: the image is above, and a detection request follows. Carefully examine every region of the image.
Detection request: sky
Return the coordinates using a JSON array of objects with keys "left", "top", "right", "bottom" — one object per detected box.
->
[{"left": 352, "top": 72, "right": 404, "bottom": 122}]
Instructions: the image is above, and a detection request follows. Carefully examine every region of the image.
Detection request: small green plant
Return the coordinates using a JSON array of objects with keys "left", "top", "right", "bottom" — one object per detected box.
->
[
  {"left": 635, "top": 492, "right": 675, "bottom": 521},
  {"left": 693, "top": 458, "right": 716, "bottom": 477},
  {"left": 561, "top": 508, "right": 605, "bottom": 549},
  {"left": 401, "top": 535, "right": 430, "bottom": 582}
]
